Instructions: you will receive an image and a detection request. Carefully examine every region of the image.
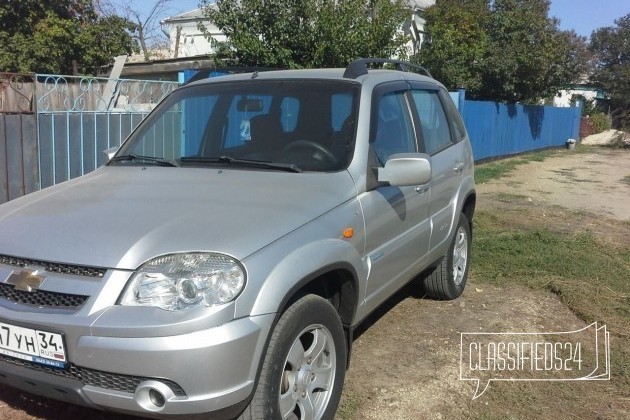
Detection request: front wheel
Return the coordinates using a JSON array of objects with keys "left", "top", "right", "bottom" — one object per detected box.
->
[
  {"left": 422, "top": 213, "right": 471, "bottom": 300},
  {"left": 239, "top": 295, "right": 346, "bottom": 420}
]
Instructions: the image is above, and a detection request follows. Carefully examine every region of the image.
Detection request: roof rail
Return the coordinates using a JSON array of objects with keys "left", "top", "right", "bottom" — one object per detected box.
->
[
  {"left": 184, "top": 66, "right": 277, "bottom": 85},
  {"left": 343, "top": 58, "right": 433, "bottom": 79}
]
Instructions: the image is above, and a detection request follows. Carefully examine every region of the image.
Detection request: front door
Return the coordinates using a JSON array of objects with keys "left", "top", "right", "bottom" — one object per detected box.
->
[{"left": 360, "top": 85, "right": 431, "bottom": 314}]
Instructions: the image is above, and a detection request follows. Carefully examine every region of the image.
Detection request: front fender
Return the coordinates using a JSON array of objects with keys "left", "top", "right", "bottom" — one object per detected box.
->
[{"left": 239, "top": 238, "right": 366, "bottom": 319}]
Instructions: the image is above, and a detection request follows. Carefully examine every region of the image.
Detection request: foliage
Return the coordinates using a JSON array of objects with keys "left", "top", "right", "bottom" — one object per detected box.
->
[
  {"left": 0, "top": 0, "right": 137, "bottom": 75},
  {"left": 570, "top": 94, "right": 596, "bottom": 115},
  {"left": 199, "top": 0, "right": 410, "bottom": 68},
  {"left": 590, "top": 13, "right": 630, "bottom": 130},
  {"left": 412, "top": 0, "right": 489, "bottom": 93},
  {"left": 414, "top": 0, "right": 591, "bottom": 104},
  {"left": 588, "top": 112, "right": 612, "bottom": 134},
  {"left": 96, "top": 0, "right": 174, "bottom": 61}
]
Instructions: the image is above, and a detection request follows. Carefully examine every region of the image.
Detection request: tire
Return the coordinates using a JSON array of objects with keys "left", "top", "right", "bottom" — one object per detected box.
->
[
  {"left": 239, "top": 295, "right": 346, "bottom": 420},
  {"left": 422, "top": 213, "right": 471, "bottom": 300}
]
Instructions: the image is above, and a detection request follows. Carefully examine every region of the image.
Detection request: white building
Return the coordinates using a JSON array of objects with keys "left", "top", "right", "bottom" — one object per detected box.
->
[
  {"left": 404, "top": 0, "right": 435, "bottom": 55},
  {"left": 552, "top": 85, "right": 607, "bottom": 108},
  {"left": 160, "top": 1, "right": 435, "bottom": 59},
  {"left": 160, "top": 6, "right": 226, "bottom": 58}
]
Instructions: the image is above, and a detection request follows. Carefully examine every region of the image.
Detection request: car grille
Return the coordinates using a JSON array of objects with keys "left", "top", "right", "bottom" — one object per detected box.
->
[
  {"left": 0, "top": 283, "right": 88, "bottom": 309},
  {"left": 0, "top": 254, "right": 106, "bottom": 278},
  {"left": 0, "top": 354, "right": 187, "bottom": 397}
]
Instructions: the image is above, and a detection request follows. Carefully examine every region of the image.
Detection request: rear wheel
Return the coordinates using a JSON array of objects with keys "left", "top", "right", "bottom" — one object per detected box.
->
[
  {"left": 422, "top": 213, "right": 471, "bottom": 300},
  {"left": 239, "top": 295, "right": 346, "bottom": 420}
]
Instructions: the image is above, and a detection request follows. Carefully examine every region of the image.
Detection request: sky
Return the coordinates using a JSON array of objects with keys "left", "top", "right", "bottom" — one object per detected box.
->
[
  {"left": 145, "top": 0, "right": 629, "bottom": 39},
  {"left": 549, "top": 0, "right": 628, "bottom": 37}
]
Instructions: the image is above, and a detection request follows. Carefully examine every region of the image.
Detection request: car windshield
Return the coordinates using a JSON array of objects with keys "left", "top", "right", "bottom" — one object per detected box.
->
[{"left": 115, "top": 79, "right": 360, "bottom": 172}]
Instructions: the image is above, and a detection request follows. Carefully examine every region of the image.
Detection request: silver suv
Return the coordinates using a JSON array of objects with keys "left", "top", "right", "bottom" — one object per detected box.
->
[{"left": 0, "top": 59, "right": 475, "bottom": 419}]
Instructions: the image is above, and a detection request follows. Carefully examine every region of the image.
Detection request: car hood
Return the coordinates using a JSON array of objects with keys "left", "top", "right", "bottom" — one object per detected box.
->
[{"left": 0, "top": 167, "right": 357, "bottom": 270}]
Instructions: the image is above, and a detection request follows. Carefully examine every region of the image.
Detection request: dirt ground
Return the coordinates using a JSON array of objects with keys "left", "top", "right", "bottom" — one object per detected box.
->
[
  {"left": 340, "top": 146, "right": 630, "bottom": 420},
  {"left": 0, "top": 146, "right": 628, "bottom": 419}
]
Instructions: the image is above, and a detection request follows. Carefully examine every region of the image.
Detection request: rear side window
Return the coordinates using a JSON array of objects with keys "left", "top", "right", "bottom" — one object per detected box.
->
[
  {"left": 439, "top": 90, "right": 467, "bottom": 142},
  {"left": 410, "top": 90, "right": 452, "bottom": 155}
]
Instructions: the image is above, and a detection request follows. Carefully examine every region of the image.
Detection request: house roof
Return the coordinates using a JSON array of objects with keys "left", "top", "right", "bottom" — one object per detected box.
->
[
  {"left": 161, "top": 7, "right": 209, "bottom": 24},
  {"left": 162, "top": 0, "right": 435, "bottom": 24},
  {"left": 405, "top": 0, "right": 436, "bottom": 9}
]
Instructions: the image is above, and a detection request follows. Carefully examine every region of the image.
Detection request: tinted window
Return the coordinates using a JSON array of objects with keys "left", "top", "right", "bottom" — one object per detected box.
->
[
  {"left": 119, "top": 80, "right": 360, "bottom": 172},
  {"left": 411, "top": 90, "right": 452, "bottom": 155},
  {"left": 439, "top": 90, "right": 467, "bottom": 142},
  {"left": 371, "top": 91, "right": 416, "bottom": 164}
]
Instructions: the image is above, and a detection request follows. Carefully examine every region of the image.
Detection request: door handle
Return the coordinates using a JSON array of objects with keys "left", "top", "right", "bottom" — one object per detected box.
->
[
  {"left": 453, "top": 162, "right": 464, "bottom": 173},
  {"left": 415, "top": 186, "right": 429, "bottom": 195}
]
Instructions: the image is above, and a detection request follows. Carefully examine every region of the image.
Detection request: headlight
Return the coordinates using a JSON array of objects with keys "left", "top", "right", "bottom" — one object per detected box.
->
[{"left": 119, "top": 253, "right": 246, "bottom": 311}]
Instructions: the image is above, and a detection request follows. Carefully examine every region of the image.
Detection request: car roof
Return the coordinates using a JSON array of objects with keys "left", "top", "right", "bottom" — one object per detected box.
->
[
  {"left": 186, "top": 67, "right": 440, "bottom": 88},
  {"left": 189, "top": 58, "right": 439, "bottom": 84}
]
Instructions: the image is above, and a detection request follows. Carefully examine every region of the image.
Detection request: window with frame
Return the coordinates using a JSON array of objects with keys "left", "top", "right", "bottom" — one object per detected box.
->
[
  {"left": 371, "top": 91, "right": 416, "bottom": 164},
  {"left": 439, "top": 90, "right": 467, "bottom": 142},
  {"left": 411, "top": 90, "right": 452, "bottom": 155}
]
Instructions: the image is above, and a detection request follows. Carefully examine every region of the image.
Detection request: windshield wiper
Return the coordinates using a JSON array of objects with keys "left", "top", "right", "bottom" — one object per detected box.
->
[
  {"left": 180, "top": 156, "right": 302, "bottom": 173},
  {"left": 108, "top": 154, "right": 179, "bottom": 167}
]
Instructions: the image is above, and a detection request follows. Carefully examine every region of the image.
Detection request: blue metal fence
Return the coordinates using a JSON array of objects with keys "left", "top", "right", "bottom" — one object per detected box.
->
[
  {"left": 453, "top": 91, "right": 582, "bottom": 161},
  {"left": 37, "top": 112, "right": 147, "bottom": 188},
  {"left": 35, "top": 74, "right": 179, "bottom": 188}
]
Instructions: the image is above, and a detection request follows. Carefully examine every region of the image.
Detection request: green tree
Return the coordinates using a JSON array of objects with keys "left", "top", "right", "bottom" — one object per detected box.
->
[
  {"left": 590, "top": 13, "right": 630, "bottom": 129},
  {"left": 412, "top": 0, "right": 490, "bottom": 93},
  {"left": 481, "top": 0, "right": 587, "bottom": 103},
  {"left": 200, "top": 0, "right": 410, "bottom": 68},
  {"left": 0, "top": 0, "right": 137, "bottom": 75},
  {"left": 415, "top": 0, "right": 590, "bottom": 103}
]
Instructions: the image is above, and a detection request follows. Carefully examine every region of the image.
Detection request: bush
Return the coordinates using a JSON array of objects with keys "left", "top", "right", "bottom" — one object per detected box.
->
[{"left": 589, "top": 112, "right": 612, "bottom": 134}]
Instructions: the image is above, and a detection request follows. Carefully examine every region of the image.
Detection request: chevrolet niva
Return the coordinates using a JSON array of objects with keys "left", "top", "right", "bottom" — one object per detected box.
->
[{"left": 0, "top": 59, "right": 475, "bottom": 419}]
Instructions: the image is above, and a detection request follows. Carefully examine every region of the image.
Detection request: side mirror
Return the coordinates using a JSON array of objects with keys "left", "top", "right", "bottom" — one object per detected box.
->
[
  {"left": 104, "top": 146, "right": 119, "bottom": 161},
  {"left": 377, "top": 153, "right": 431, "bottom": 186}
]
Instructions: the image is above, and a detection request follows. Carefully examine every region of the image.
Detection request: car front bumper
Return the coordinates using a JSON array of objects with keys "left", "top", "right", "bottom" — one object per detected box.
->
[{"left": 0, "top": 313, "right": 274, "bottom": 418}]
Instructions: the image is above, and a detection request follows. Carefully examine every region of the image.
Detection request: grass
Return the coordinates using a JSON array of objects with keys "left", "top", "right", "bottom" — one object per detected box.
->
[
  {"left": 472, "top": 211, "right": 630, "bottom": 334},
  {"left": 469, "top": 210, "right": 630, "bottom": 418},
  {"left": 473, "top": 145, "right": 610, "bottom": 185},
  {"left": 336, "top": 389, "right": 362, "bottom": 420},
  {"left": 474, "top": 149, "right": 559, "bottom": 184},
  {"left": 495, "top": 192, "right": 528, "bottom": 202}
]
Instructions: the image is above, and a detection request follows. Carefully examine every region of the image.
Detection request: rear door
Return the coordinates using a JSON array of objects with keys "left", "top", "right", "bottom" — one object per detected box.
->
[{"left": 408, "top": 84, "right": 467, "bottom": 253}]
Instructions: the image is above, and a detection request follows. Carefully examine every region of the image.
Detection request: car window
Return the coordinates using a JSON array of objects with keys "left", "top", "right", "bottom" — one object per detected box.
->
[
  {"left": 129, "top": 95, "right": 219, "bottom": 159},
  {"left": 332, "top": 93, "right": 353, "bottom": 131},
  {"left": 439, "top": 90, "right": 467, "bottom": 142},
  {"left": 118, "top": 80, "right": 360, "bottom": 172},
  {"left": 371, "top": 91, "right": 416, "bottom": 164},
  {"left": 221, "top": 94, "right": 272, "bottom": 148},
  {"left": 411, "top": 90, "right": 452, "bottom": 155}
]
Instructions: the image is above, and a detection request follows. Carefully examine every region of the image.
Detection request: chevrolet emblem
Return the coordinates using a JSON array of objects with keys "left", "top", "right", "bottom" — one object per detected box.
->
[{"left": 5, "top": 269, "right": 45, "bottom": 292}]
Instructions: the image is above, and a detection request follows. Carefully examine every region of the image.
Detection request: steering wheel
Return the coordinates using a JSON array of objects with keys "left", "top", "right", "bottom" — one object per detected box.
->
[{"left": 282, "top": 140, "right": 338, "bottom": 166}]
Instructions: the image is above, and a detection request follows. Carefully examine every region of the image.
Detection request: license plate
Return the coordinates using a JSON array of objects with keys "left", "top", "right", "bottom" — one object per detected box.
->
[{"left": 0, "top": 321, "right": 67, "bottom": 368}]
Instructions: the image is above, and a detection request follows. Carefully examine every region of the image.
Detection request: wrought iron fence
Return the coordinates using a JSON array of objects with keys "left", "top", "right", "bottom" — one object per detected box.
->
[
  {"left": 36, "top": 74, "right": 179, "bottom": 112},
  {"left": 0, "top": 73, "right": 36, "bottom": 113}
]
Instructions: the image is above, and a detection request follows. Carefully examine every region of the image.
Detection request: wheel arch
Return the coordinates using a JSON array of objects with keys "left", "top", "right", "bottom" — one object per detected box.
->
[{"left": 461, "top": 190, "right": 476, "bottom": 229}]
